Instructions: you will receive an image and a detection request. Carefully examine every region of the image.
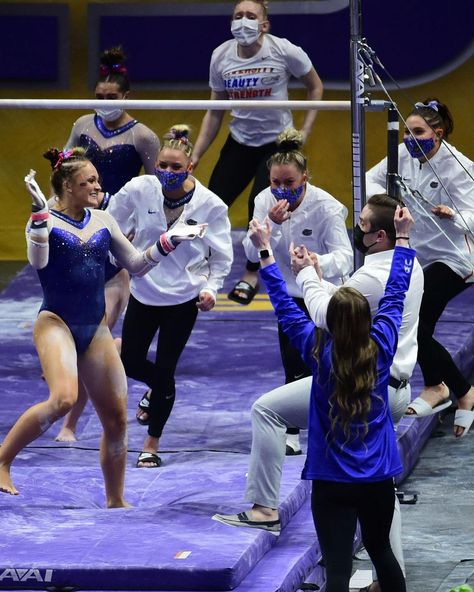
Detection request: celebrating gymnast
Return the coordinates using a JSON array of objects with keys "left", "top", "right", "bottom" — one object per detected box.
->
[{"left": 0, "top": 148, "right": 205, "bottom": 504}]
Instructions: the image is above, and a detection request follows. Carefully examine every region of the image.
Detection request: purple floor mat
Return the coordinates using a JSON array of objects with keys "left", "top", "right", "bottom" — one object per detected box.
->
[
  {"left": 1, "top": 452, "right": 308, "bottom": 591},
  {"left": 1, "top": 234, "right": 473, "bottom": 591}
]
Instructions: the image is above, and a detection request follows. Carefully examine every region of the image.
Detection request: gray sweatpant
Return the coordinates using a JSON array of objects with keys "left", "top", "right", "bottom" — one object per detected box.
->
[{"left": 244, "top": 376, "right": 410, "bottom": 574}]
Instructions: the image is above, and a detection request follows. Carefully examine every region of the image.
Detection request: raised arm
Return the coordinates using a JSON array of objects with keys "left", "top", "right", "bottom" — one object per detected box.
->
[
  {"left": 24, "top": 170, "right": 50, "bottom": 269},
  {"left": 249, "top": 219, "right": 317, "bottom": 367},
  {"left": 372, "top": 207, "right": 416, "bottom": 361},
  {"left": 108, "top": 214, "right": 208, "bottom": 277}
]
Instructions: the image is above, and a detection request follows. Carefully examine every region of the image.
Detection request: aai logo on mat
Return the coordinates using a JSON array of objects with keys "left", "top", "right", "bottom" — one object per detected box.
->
[{"left": 0, "top": 568, "right": 53, "bottom": 582}]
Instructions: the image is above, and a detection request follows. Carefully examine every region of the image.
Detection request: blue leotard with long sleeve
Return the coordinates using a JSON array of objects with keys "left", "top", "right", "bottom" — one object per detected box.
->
[
  {"left": 37, "top": 209, "right": 110, "bottom": 354},
  {"left": 78, "top": 116, "right": 142, "bottom": 195}
]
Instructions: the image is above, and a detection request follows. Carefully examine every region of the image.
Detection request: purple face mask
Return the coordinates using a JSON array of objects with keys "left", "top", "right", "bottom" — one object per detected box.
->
[
  {"left": 270, "top": 184, "right": 304, "bottom": 205},
  {"left": 155, "top": 168, "right": 188, "bottom": 191},
  {"left": 404, "top": 137, "right": 435, "bottom": 159}
]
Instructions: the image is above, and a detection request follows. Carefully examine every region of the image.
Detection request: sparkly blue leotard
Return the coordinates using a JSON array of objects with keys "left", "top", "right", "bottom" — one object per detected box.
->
[
  {"left": 37, "top": 209, "right": 111, "bottom": 354},
  {"left": 98, "top": 192, "right": 122, "bottom": 282},
  {"left": 78, "top": 115, "right": 142, "bottom": 194}
]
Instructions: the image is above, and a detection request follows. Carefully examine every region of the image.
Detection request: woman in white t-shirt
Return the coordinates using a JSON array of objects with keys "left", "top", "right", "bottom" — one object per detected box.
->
[{"left": 192, "top": 0, "right": 323, "bottom": 306}]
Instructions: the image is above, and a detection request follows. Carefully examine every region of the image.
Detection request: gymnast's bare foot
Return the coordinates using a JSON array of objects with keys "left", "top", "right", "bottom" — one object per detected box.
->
[
  {"left": 55, "top": 427, "right": 77, "bottom": 442},
  {"left": 0, "top": 464, "right": 19, "bottom": 495}
]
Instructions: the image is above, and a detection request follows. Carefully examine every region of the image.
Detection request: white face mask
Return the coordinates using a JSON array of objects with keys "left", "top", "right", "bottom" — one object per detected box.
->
[
  {"left": 231, "top": 17, "right": 261, "bottom": 46},
  {"left": 95, "top": 107, "right": 124, "bottom": 122}
]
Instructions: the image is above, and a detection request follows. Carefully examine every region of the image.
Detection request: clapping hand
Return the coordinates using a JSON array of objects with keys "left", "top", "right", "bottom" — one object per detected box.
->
[
  {"left": 432, "top": 204, "right": 454, "bottom": 219},
  {"left": 248, "top": 217, "right": 271, "bottom": 249},
  {"left": 393, "top": 205, "right": 414, "bottom": 237},
  {"left": 290, "top": 242, "right": 322, "bottom": 279}
]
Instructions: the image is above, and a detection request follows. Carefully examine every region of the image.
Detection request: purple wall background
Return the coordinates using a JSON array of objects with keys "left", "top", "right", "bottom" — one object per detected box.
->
[{"left": 1, "top": 1, "right": 472, "bottom": 87}]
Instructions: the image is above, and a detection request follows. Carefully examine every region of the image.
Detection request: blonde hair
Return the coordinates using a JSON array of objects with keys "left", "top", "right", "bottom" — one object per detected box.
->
[
  {"left": 162, "top": 124, "right": 193, "bottom": 159},
  {"left": 234, "top": 0, "right": 269, "bottom": 18},
  {"left": 267, "top": 128, "right": 307, "bottom": 172}
]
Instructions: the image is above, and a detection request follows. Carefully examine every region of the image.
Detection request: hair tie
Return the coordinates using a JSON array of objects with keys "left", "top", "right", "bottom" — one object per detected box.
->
[
  {"left": 54, "top": 149, "right": 74, "bottom": 170},
  {"left": 99, "top": 63, "right": 128, "bottom": 77},
  {"left": 415, "top": 100, "right": 439, "bottom": 112},
  {"left": 166, "top": 129, "right": 189, "bottom": 144},
  {"left": 278, "top": 140, "right": 299, "bottom": 153}
]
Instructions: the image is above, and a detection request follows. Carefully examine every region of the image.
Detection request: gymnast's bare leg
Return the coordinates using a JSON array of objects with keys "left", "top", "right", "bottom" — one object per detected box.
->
[
  {"left": 77, "top": 317, "right": 129, "bottom": 509},
  {"left": 0, "top": 312, "right": 79, "bottom": 495},
  {"left": 55, "top": 268, "right": 129, "bottom": 442}
]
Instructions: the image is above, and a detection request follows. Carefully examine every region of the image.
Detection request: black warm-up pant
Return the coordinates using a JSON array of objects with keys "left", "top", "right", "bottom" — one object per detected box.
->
[
  {"left": 120, "top": 294, "right": 199, "bottom": 438},
  {"left": 311, "top": 479, "right": 406, "bottom": 592},
  {"left": 209, "top": 134, "right": 279, "bottom": 273},
  {"left": 417, "top": 262, "right": 472, "bottom": 398}
]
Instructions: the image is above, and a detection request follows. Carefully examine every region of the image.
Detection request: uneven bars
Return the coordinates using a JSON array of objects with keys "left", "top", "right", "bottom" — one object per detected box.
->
[{"left": 0, "top": 99, "right": 351, "bottom": 111}]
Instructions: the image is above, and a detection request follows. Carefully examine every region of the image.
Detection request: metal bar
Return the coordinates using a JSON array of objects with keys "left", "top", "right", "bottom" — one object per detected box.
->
[
  {"left": 0, "top": 99, "right": 351, "bottom": 111},
  {"left": 386, "top": 105, "right": 402, "bottom": 201},
  {"left": 349, "top": 0, "right": 366, "bottom": 270}
]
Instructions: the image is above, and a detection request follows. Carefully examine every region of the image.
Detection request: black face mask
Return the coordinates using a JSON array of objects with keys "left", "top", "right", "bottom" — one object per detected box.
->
[{"left": 353, "top": 225, "right": 379, "bottom": 254}]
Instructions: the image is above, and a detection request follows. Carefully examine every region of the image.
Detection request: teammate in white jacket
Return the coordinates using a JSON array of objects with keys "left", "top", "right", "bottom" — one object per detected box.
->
[
  {"left": 366, "top": 98, "right": 474, "bottom": 438},
  {"left": 109, "top": 125, "right": 233, "bottom": 467},
  {"left": 243, "top": 128, "right": 352, "bottom": 454}
]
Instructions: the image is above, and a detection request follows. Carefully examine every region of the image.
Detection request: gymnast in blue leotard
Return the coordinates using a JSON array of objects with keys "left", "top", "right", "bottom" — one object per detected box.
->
[
  {"left": 57, "top": 46, "right": 161, "bottom": 441},
  {"left": 0, "top": 148, "right": 206, "bottom": 504},
  {"left": 64, "top": 46, "right": 160, "bottom": 195}
]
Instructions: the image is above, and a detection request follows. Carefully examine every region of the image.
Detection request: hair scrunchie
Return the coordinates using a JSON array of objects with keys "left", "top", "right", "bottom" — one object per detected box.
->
[
  {"left": 415, "top": 100, "right": 439, "bottom": 112},
  {"left": 99, "top": 63, "right": 128, "bottom": 77},
  {"left": 54, "top": 149, "right": 74, "bottom": 170}
]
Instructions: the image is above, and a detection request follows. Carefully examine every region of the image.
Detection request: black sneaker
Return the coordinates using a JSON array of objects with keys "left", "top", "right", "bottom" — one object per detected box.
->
[
  {"left": 212, "top": 511, "right": 280, "bottom": 535},
  {"left": 285, "top": 443, "right": 302, "bottom": 456}
]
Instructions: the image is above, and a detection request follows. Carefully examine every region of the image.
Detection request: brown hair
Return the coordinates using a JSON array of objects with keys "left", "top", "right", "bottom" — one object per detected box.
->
[
  {"left": 97, "top": 46, "right": 130, "bottom": 93},
  {"left": 408, "top": 98, "right": 454, "bottom": 140},
  {"left": 366, "top": 193, "right": 399, "bottom": 245},
  {"left": 314, "top": 287, "right": 378, "bottom": 444},
  {"left": 162, "top": 124, "right": 193, "bottom": 159},
  {"left": 43, "top": 147, "right": 90, "bottom": 196}
]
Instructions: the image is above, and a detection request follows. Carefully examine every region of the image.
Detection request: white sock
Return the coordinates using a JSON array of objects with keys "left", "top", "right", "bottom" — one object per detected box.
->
[{"left": 286, "top": 433, "right": 301, "bottom": 451}]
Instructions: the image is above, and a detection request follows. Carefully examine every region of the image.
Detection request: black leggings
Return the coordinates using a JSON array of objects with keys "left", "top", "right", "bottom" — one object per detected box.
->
[
  {"left": 120, "top": 294, "right": 199, "bottom": 438},
  {"left": 209, "top": 134, "right": 279, "bottom": 272},
  {"left": 312, "top": 479, "right": 406, "bottom": 592},
  {"left": 417, "top": 262, "right": 471, "bottom": 398}
]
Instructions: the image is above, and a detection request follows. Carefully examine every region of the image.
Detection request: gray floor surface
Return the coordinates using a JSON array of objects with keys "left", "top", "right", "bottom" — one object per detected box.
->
[{"left": 353, "top": 403, "right": 474, "bottom": 592}]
